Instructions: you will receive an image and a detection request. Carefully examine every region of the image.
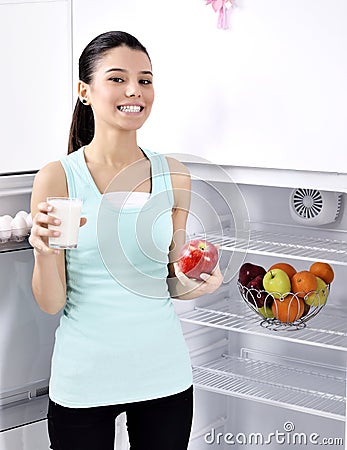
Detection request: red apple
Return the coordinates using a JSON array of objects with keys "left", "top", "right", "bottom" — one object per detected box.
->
[
  {"left": 246, "top": 274, "right": 267, "bottom": 308},
  {"left": 238, "top": 262, "right": 266, "bottom": 286},
  {"left": 178, "top": 240, "right": 218, "bottom": 279}
]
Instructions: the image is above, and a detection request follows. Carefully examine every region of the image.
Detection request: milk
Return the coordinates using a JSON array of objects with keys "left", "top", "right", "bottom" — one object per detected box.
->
[{"left": 47, "top": 198, "right": 83, "bottom": 249}]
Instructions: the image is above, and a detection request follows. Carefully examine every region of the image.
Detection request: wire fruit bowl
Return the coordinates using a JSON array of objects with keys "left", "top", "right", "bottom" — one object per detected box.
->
[{"left": 237, "top": 281, "right": 330, "bottom": 331}]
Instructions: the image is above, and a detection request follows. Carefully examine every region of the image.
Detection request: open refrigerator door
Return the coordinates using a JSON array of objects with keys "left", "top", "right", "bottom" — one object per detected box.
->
[{"left": 0, "top": 173, "right": 60, "bottom": 450}]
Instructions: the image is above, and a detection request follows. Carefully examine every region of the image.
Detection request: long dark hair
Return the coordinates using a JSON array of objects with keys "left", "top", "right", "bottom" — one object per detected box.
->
[{"left": 68, "top": 31, "right": 151, "bottom": 154}]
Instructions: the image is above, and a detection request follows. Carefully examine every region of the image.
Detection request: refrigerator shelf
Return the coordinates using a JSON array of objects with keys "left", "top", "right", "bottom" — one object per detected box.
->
[
  {"left": 194, "top": 230, "right": 347, "bottom": 266},
  {"left": 192, "top": 355, "right": 346, "bottom": 421},
  {"left": 180, "top": 300, "right": 347, "bottom": 351}
]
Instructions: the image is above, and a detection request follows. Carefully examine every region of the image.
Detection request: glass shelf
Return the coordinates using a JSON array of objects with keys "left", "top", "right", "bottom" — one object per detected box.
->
[
  {"left": 180, "top": 299, "right": 347, "bottom": 351},
  {"left": 193, "top": 230, "right": 347, "bottom": 266},
  {"left": 192, "top": 354, "right": 346, "bottom": 421}
]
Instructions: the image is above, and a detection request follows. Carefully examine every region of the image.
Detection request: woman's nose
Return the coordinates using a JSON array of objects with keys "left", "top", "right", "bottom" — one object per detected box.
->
[{"left": 125, "top": 82, "right": 141, "bottom": 98}]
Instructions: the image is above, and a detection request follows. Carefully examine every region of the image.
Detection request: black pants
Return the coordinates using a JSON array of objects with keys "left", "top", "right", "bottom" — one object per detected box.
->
[{"left": 47, "top": 385, "right": 193, "bottom": 450}]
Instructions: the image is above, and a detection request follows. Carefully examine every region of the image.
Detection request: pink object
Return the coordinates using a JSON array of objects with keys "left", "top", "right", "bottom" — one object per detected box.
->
[{"left": 206, "top": 0, "right": 235, "bottom": 29}]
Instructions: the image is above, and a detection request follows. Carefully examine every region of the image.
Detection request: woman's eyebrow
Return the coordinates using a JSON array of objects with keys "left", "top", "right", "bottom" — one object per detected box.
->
[
  {"left": 105, "top": 67, "right": 126, "bottom": 73},
  {"left": 140, "top": 70, "right": 153, "bottom": 76},
  {"left": 105, "top": 68, "right": 153, "bottom": 76}
]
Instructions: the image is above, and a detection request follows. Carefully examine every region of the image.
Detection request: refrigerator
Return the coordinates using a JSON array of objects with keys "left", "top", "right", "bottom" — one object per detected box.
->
[
  {"left": 0, "top": 166, "right": 345, "bottom": 450},
  {"left": 174, "top": 167, "right": 346, "bottom": 450},
  {"left": 1, "top": 1, "right": 346, "bottom": 448}
]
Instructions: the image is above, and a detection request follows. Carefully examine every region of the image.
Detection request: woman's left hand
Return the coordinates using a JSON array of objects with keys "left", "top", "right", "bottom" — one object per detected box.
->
[{"left": 173, "top": 261, "right": 224, "bottom": 298}]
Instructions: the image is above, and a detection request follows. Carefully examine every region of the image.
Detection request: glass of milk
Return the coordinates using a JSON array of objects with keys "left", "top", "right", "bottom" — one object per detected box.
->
[{"left": 47, "top": 197, "right": 83, "bottom": 249}]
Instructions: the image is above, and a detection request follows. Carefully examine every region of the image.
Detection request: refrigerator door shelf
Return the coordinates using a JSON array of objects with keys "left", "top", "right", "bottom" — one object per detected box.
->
[
  {"left": 0, "top": 396, "right": 48, "bottom": 433},
  {"left": 0, "top": 237, "right": 31, "bottom": 254},
  {"left": 192, "top": 354, "right": 346, "bottom": 422},
  {"left": 0, "top": 380, "right": 49, "bottom": 409},
  {"left": 0, "top": 174, "right": 34, "bottom": 254}
]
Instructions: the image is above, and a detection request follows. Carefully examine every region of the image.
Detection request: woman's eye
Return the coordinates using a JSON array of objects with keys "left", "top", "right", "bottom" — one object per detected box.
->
[
  {"left": 109, "top": 77, "right": 124, "bottom": 83},
  {"left": 140, "top": 79, "right": 152, "bottom": 85}
]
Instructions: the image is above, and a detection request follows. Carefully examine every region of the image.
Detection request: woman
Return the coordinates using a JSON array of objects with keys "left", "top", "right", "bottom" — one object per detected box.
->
[{"left": 29, "top": 31, "right": 223, "bottom": 450}]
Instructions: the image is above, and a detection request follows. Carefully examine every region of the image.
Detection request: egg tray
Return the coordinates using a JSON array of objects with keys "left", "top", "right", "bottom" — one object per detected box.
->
[
  {"left": 0, "top": 228, "right": 30, "bottom": 244},
  {"left": 237, "top": 281, "right": 330, "bottom": 331}
]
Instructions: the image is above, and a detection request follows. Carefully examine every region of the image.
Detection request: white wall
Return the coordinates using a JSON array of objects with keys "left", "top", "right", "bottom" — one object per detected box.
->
[{"left": 73, "top": 0, "right": 347, "bottom": 173}]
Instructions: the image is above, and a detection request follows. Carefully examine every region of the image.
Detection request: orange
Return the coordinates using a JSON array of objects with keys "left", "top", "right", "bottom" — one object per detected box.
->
[
  {"left": 269, "top": 262, "right": 296, "bottom": 279},
  {"left": 291, "top": 270, "right": 318, "bottom": 298},
  {"left": 309, "top": 262, "right": 334, "bottom": 284},
  {"left": 272, "top": 294, "right": 305, "bottom": 323}
]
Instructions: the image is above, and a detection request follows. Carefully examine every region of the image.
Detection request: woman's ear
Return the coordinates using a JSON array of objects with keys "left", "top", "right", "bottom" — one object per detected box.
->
[{"left": 77, "top": 80, "right": 89, "bottom": 102}]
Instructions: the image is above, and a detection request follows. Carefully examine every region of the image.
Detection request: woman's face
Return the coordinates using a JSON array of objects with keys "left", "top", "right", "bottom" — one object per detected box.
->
[{"left": 86, "top": 46, "right": 154, "bottom": 132}]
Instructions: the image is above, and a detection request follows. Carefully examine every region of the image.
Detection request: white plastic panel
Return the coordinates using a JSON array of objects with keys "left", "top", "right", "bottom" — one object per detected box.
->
[
  {"left": 0, "top": 0, "right": 72, "bottom": 174},
  {"left": 73, "top": 0, "right": 347, "bottom": 173}
]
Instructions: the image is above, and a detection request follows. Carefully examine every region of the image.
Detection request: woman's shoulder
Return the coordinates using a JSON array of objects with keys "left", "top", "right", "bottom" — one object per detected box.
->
[
  {"left": 165, "top": 156, "right": 190, "bottom": 175},
  {"left": 165, "top": 156, "right": 191, "bottom": 191},
  {"left": 33, "top": 160, "right": 67, "bottom": 196},
  {"left": 36, "top": 160, "right": 66, "bottom": 179}
]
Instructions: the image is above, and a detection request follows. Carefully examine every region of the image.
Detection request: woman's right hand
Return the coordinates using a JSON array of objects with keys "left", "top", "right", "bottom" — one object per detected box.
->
[
  {"left": 29, "top": 201, "right": 61, "bottom": 255},
  {"left": 29, "top": 201, "right": 87, "bottom": 256}
]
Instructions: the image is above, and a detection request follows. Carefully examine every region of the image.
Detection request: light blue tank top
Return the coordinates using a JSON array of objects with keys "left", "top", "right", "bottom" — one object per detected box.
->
[{"left": 49, "top": 147, "right": 193, "bottom": 407}]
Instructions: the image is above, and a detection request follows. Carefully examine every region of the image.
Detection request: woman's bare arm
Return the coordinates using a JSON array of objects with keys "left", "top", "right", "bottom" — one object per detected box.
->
[
  {"left": 166, "top": 157, "right": 223, "bottom": 300},
  {"left": 29, "top": 161, "right": 68, "bottom": 314}
]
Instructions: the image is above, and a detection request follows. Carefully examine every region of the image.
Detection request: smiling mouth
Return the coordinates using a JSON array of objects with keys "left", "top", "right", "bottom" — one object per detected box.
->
[{"left": 117, "top": 105, "right": 144, "bottom": 113}]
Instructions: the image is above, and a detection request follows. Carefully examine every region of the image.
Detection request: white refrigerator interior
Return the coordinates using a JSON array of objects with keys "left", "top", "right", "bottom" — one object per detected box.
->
[
  {"left": 174, "top": 169, "right": 346, "bottom": 449},
  {"left": 111, "top": 169, "right": 347, "bottom": 449}
]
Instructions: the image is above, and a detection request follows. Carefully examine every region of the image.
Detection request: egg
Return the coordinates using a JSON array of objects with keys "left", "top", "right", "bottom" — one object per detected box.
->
[
  {"left": 2, "top": 215, "right": 13, "bottom": 226},
  {"left": 10, "top": 215, "right": 28, "bottom": 239},
  {"left": 26, "top": 213, "right": 33, "bottom": 229},
  {"left": 0, "top": 216, "right": 12, "bottom": 241},
  {"left": 15, "top": 210, "right": 29, "bottom": 219}
]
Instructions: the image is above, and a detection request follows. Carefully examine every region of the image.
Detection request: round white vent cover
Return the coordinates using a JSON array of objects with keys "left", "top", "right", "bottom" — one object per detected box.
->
[{"left": 290, "top": 188, "right": 342, "bottom": 225}]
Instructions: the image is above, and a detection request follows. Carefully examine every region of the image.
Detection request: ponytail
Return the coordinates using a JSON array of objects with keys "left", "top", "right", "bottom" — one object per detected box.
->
[{"left": 67, "top": 100, "right": 94, "bottom": 154}]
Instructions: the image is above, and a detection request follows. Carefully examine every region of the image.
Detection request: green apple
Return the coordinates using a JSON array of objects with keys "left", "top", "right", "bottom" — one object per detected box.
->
[
  {"left": 305, "top": 276, "right": 328, "bottom": 306},
  {"left": 263, "top": 269, "right": 291, "bottom": 299},
  {"left": 258, "top": 305, "right": 275, "bottom": 318}
]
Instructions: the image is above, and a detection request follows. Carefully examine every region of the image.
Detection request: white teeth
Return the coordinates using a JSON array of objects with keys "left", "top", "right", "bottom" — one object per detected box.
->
[{"left": 119, "top": 105, "right": 142, "bottom": 113}]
